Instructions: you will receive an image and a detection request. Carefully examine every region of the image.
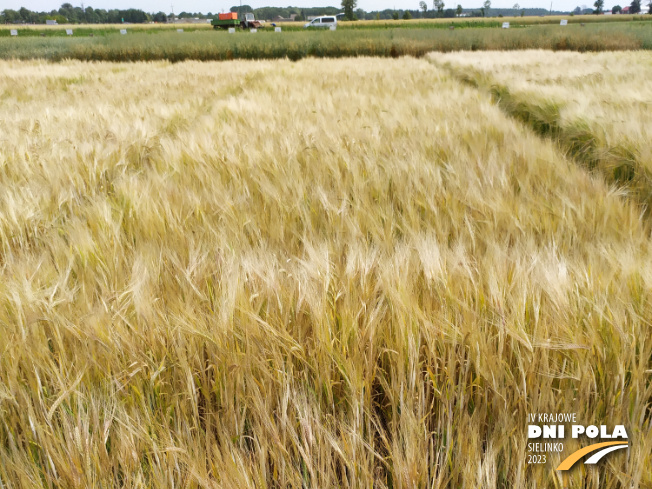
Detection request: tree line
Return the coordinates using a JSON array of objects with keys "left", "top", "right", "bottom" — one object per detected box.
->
[
  {"left": 234, "top": 3, "right": 570, "bottom": 21},
  {"left": 594, "top": 0, "right": 652, "bottom": 14},
  {"left": 1, "top": 3, "right": 168, "bottom": 24}
]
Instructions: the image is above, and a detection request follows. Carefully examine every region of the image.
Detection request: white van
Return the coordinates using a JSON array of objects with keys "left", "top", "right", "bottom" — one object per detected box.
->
[{"left": 304, "top": 16, "right": 337, "bottom": 28}]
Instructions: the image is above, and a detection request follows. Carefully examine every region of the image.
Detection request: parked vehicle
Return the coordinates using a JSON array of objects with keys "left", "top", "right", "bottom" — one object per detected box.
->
[{"left": 304, "top": 16, "right": 337, "bottom": 28}]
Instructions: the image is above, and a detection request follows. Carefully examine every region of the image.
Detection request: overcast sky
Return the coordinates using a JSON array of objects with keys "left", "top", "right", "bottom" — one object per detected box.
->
[{"left": 2, "top": 0, "right": 599, "bottom": 13}]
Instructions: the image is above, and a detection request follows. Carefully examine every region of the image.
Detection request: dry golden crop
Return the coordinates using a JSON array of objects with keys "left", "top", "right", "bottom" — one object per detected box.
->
[
  {"left": 435, "top": 50, "right": 652, "bottom": 164},
  {"left": 0, "top": 56, "right": 650, "bottom": 488},
  {"left": 432, "top": 50, "right": 652, "bottom": 221}
]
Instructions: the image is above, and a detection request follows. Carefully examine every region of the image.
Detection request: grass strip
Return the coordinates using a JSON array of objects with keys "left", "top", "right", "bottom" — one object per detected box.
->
[{"left": 1, "top": 22, "right": 651, "bottom": 62}]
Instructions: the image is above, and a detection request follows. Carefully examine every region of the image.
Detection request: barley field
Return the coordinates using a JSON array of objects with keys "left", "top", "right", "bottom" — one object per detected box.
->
[
  {"left": 436, "top": 51, "right": 652, "bottom": 162},
  {"left": 0, "top": 57, "right": 651, "bottom": 488},
  {"left": 434, "top": 50, "right": 652, "bottom": 214}
]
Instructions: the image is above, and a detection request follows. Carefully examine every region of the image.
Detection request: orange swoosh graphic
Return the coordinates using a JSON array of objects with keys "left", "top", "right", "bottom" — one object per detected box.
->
[{"left": 556, "top": 441, "right": 628, "bottom": 470}]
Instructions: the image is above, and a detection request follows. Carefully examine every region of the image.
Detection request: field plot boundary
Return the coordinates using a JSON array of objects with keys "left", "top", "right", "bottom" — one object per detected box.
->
[{"left": 434, "top": 58, "right": 652, "bottom": 217}]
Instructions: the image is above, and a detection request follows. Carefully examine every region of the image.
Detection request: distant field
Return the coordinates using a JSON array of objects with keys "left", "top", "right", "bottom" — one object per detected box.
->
[
  {"left": 1, "top": 13, "right": 651, "bottom": 34},
  {"left": 1, "top": 21, "right": 651, "bottom": 61},
  {"left": 307, "top": 14, "right": 652, "bottom": 29},
  {"left": 0, "top": 54, "right": 651, "bottom": 488}
]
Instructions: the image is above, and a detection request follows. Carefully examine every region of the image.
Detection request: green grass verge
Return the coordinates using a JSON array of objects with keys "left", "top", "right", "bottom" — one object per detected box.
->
[
  {"left": 0, "top": 26, "right": 210, "bottom": 37},
  {"left": 1, "top": 13, "right": 651, "bottom": 35},
  {"left": 1, "top": 22, "right": 651, "bottom": 61}
]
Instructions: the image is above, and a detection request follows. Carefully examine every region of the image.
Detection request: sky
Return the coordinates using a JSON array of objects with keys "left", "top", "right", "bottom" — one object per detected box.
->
[{"left": 2, "top": 0, "right": 600, "bottom": 13}]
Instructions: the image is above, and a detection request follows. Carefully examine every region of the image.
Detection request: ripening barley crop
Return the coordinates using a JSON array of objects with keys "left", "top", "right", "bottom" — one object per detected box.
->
[
  {"left": 0, "top": 57, "right": 650, "bottom": 488},
  {"left": 435, "top": 50, "right": 652, "bottom": 163},
  {"left": 434, "top": 50, "right": 652, "bottom": 214}
]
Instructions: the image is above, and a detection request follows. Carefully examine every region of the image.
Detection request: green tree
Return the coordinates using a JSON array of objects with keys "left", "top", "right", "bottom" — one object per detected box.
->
[
  {"left": 483, "top": 0, "right": 491, "bottom": 16},
  {"left": 2, "top": 8, "right": 20, "bottom": 22},
  {"left": 85, "top": 6, "right": 100, "bottom": 22},
  {"left": 19, "top": 7, "right": 33, "bottom": 22},
  {"left": 456, "top": 4, "right": 463, "bottom": 15},
  {"left": 230, "top": 5, "right": 254, "bottom": 17},
  {"left": 419, "top": 0, "right": 428, "bottom": 15},
  {"left": 648, "top": 0, "right": 651, "bottom": 13},
  {"left": 612, "top": 4, "right": 621, "bottom": 11},
  {"left": 392, "top": 11, "right": 399, "bottom": 19},
  {"left": 342, "top": 0, "right": 357, "bottom": 20},
  {"left": 403, "top": 10, "right": 412, "bottom": 18},
  {"left": 594, "top": 0, "right": 604, "bottom": 13},
  {"left": 433, "top": 0, "right": 445, "bottom": 16},
  {"left": 630, "top": 0, "right": 641, "bottom": 12}
]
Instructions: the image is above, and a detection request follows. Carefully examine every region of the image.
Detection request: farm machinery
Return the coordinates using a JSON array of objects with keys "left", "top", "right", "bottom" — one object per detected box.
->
[{"left": 212, "top": 12, "right": 265, "bottom": 30}]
